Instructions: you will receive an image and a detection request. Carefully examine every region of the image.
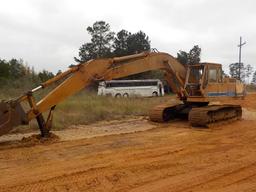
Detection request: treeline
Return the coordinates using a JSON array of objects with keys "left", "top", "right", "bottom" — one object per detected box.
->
[
  {"left": 229, "top": 62, "right": 255, "bottom": 84},
  {"left": 0, "top": 58, "right": 54, "bottom": 88},
  {"left": 74, "top": 20, "right": 155, "bottom": 81},
  {"left": 74, "top": 21, "right": 151, "bottom": 62},
  {"left": 74, "top": 20, "right": 202, "bottom": 82}
]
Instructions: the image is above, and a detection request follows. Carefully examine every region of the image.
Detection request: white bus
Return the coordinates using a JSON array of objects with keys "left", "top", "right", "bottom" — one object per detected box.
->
[{"left": 97, "top": 79, "right": 165, "bottom": 98}]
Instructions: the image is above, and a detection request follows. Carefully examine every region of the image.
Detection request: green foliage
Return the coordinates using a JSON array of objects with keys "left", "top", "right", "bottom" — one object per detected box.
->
[
  {"left": 0, "top": 58, "right": 55, "bottom": 89},
  {"left": 0, "top": 59, "right": 10, "bottom": 79},
  {"left": 114, "top": 30, "right": 150, "bottom": 57},
  {"left": 229, "top": 62, "right": 245, "bottom": 81},
  {"left": 126, "top": 31, "right": 151, "bottom": 55},
  {"left": 75, "top": 21, "right": 115, "bottom": 62},
  {"left": 188, "top": 45, "right": 201, "bottom": 65},
  {"left": 244, "top": 64, "right": 253, "bottom": 83},
  {"left": 38, "top": 70, "right": 54, "bottom": 82},
  {"left": 177, "top": 45, "right": 201, "bottom": 65},
  {"left": 252, "top": 71, "right": 256, "bottom": 84},
  {"left": 113, "top": 30, "right": 132, "bottom": 56},
  {"left": 75, "top": 21, "right": 151, "bottom": 62},
  {"left": 74, "top": 21, "right": 152, "bottom": 82},
  {"left": 0, "top": 59, "right": 27, "bottom": 80},
  {"left": 229, "top": 63, "right": 253, "bottom": 83},
  {"left": 177, "top": 51, "right": 188, "bottom": 65}
]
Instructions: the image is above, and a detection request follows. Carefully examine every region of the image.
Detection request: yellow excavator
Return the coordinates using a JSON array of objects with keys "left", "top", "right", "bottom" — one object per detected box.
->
[{"left": 0, "top": 52, "right": 245, "bottom": 137}]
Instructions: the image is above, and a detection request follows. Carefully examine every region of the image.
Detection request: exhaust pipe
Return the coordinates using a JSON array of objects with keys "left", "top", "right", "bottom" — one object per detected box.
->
[{"left": 0, "top": 100, "right": 28, "bottom": 136}]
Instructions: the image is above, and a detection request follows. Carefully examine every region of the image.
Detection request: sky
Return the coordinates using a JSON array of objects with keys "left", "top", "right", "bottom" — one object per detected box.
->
[{"left": 0, "top": 0, "right": 255, "bottom": 74}]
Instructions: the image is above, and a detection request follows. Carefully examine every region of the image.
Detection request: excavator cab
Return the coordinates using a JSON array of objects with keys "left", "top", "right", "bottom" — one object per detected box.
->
[
  {"left": 185, "top": 64, "right": 205, "bottom": 97},
  {"left": 185, "top": 63, "right": 223, "bottom": 97}
]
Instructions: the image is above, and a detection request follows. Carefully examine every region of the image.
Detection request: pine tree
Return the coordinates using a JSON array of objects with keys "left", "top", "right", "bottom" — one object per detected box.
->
[
  {"left": 113, "top": 30, "right": 131, "bottom": 57},
  {"left": 252, "top": 71, "right": 256, "bottom": 84},
  {"left": 229, "top": 63, "right": 245, "bottom": 82},
  {"left": 177, "top": 45, "right": 201, "bottom": 65},
  {"left": 75, "top": 21, "right": 115, "bottom": 62}
]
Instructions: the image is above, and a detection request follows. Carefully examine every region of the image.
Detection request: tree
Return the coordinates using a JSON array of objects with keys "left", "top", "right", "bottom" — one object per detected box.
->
[
  {"left": 177, "top": 45, "right": 201, "bottom": 65},
  {"left": 38, "top": 70, "right": 54, "bottom": 82},
  {"left": 56, "top": 70, "right": 62, "bottom": 75},
  {"left": 113, "top": 30, "right": 131, "bottom": 57},
  {"left": 75, "top": 21, "right": 115, "bottom": 62},
  {"left": 113, "top": 30, "right": 151, "bottom": 79},
  {"left": 113, "top": 30, "right": 151, "bottom": 57},
  {"left": 9, "top": 59, "right": 26, "bottom": 79},
  {"left": 75, "top": 43, "right": 96, "bottom": 62},
  {"left": 229, "top": 62, "right": 245, "bottom": 81},
  {"left": 75, "top": 21, "right": 152, "bottom": 62},
  {"left": 188, "top": 45, "right": 201, "bottom": 65},
  {"left": 244, "top": 64, "right": 253, "bottom": 84},
  {"left": 229, "top": 62, "right": 252, "bottom": 82},
  {"left": 0, "top": 57, "right": 58, "bottom": 88},
  {"left": 126, "top": 31, "right": 151, "bottom": 55},
  {"left": 177, "top": 51, "right": 188, "bottom": 65},
  {"left": 252, "top": 71, "right": 256, "bottom": 84},
  {"left": 0, "top": 59, "right": 10, "bottom": 79}
]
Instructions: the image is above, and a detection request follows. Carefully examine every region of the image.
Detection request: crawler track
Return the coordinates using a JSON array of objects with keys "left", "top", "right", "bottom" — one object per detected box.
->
[
  {"left": 150, "top": 103, "right": 242, "bottom": 127},
  {"left": 189, "top": 105, "right": 242, "bottom": 127},
  {"left": 149, "top": 103, "right": 185, "bottom": 122}
]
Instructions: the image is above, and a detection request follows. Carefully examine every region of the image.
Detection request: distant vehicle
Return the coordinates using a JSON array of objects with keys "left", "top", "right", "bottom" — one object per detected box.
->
[{"left": 97, "top": 79, "right": 165, "bottom": 98}]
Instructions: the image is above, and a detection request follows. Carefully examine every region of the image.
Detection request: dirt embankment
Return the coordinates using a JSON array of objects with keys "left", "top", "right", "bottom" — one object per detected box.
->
[{"left": 0, "top": 94, "right": 256, "bottom": 192}]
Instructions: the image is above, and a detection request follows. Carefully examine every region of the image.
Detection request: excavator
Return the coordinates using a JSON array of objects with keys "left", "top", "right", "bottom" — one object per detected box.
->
[{"left": 0, "top": 51, "right": 245, "bottom": 137}]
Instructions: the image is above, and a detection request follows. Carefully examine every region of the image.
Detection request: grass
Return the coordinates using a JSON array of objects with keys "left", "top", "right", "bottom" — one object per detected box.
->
[
  {"left": 51, "top": 91, "right": 173, "bottom": 130},
  {"left": 1, "top": 87, "right": 174, "bottom": 132}
]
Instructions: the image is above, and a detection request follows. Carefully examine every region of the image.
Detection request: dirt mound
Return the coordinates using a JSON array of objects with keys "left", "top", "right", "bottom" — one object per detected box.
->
[
  {"left": 0, "top": 133, "right": 60, "bottom": 150},
  {"left": 21, "top": 133, "right": 59, "bottom": 145}
]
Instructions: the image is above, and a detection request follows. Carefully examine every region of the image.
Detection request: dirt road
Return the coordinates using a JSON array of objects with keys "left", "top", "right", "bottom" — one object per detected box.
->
[{"left": 1, "top": 94, "right": 256, "bottom": 192}]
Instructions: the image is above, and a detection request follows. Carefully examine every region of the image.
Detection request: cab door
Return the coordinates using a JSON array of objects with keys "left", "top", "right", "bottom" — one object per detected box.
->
[{"left": 204, "top": 65, "right": 223, "bottom": 97}]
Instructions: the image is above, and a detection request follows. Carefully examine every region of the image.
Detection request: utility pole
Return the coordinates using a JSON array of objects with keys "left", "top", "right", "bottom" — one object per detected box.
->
[{"left": 238, "top": 36, "right": 246, "bottom": 80}]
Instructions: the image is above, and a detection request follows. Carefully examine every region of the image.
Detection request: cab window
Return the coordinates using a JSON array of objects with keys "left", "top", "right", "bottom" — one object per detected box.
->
[{"left": 209, "top": 69, "right": 217, "bottom": 82}]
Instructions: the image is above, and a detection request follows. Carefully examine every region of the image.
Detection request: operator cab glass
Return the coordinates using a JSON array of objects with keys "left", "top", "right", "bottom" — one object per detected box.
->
[
  {"left": 185, "top": 63, "right": 223, "bottom": 97},
  {"left": 185, "top": 65, "right": 205, "bottom": 96}
]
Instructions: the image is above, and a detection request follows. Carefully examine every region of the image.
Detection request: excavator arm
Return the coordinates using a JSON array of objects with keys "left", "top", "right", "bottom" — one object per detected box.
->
[{"left": 0, "top": 52, "right": 188, "bottom": 137}]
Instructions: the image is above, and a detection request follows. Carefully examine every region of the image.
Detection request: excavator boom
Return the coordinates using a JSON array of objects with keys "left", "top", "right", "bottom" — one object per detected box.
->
[
  {"left": 0, "top": 52, "right": 187, "bottom": 136},
  {"left": 0, "top": 51, "right": 245, "bottom": 137}
]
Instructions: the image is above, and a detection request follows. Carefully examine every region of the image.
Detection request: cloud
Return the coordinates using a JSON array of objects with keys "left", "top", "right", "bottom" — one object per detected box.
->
[{"left": 0, "top": 0, "right": 255, "bottom": 74}]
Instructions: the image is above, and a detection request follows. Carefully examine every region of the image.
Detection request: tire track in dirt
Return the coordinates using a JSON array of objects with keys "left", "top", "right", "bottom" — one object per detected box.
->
[
  {"left": 1, "top": 94, "right": 256, "bottom": 192},
  {"left": 1, "top": 165, "right": 111, "bottom": 192},
  {"left": 4, "top": 140, "right": 256, "bottom": 192},
  {"left": 129, "top": 159, "right": 256, "bottom": 192}
]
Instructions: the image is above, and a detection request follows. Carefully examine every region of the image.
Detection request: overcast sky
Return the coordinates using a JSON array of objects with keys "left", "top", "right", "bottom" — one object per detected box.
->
[{"left": 0, "top": 0, "right": 255, "bottom": 74}]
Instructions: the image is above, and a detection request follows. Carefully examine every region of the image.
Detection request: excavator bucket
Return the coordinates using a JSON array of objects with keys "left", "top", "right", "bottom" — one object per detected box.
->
[{"left": 0, "top": 100, "right": 28, "bottom": 136}]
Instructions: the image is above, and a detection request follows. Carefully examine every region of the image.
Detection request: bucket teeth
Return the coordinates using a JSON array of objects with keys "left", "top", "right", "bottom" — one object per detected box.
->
[{"left": 0, "top": 100, "right": 28, "bottom": 136}]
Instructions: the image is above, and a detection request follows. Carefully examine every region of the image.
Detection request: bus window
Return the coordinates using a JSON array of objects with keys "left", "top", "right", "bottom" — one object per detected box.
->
[{"left": 99, "top": 82, "right": 106, "bottom": 87}]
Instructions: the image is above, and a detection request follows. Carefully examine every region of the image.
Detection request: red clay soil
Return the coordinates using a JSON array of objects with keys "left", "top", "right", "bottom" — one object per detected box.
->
[{"left": 0, "top": 94, "right": 256, "bottom": 192}]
